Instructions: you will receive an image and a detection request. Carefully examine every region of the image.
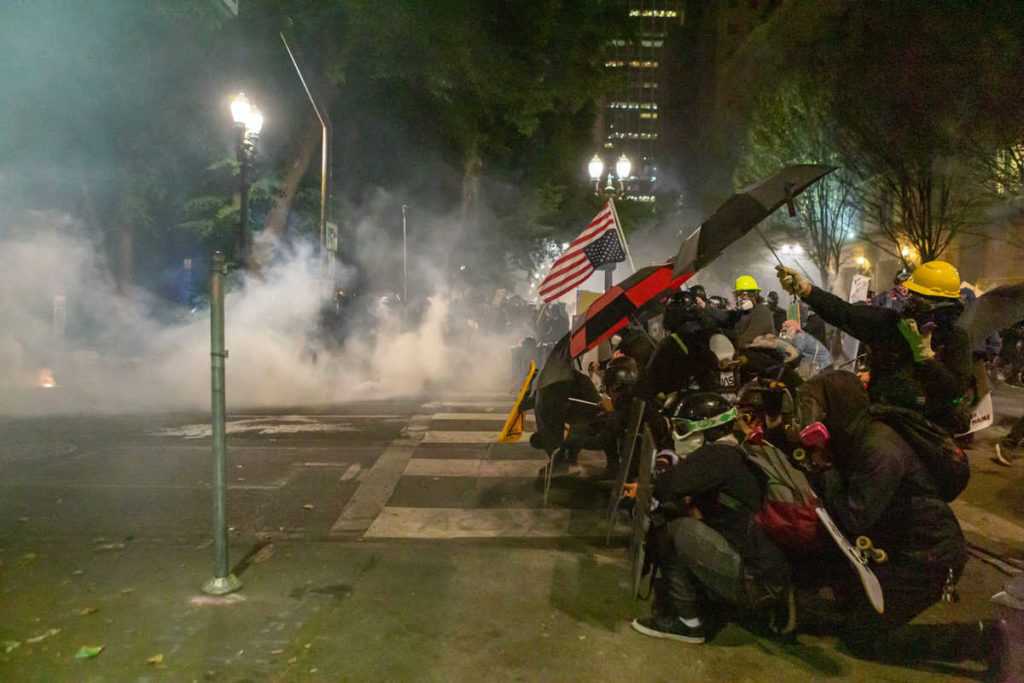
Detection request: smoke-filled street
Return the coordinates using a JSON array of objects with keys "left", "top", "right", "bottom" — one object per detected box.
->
[
  {"left": 7, "top": 0, "right": 1024, "bottom": 680},
  {"left": 1, "top": 394, "right": 1022, "bottom": 681}
]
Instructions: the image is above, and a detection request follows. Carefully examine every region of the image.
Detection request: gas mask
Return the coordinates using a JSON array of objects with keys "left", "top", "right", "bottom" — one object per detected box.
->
[{"left": 737, "top": 298, "right": 754, "bottom": 311}]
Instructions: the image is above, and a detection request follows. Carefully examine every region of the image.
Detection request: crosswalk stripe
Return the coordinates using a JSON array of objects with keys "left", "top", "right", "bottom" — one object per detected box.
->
[
  {"left": 403, "top": 458, "right": 547, "bottom": 478},
  {"left": 364, "top": 507, "right": 608, "bottom": 539},
  {"left": 421, "top": 401, "right": 513, "bottom": 411},
  {"left": 422, "top": 430, "right": 535, "bottom": 444},
  {"left": 431, "top": 412, "right": 536, "bottom": 423}
]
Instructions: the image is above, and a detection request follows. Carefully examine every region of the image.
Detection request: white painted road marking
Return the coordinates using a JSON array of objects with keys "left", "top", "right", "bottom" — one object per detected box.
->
[
  {"left": 364, "top": 507, "right": 608, "bottom": 539},
  {"left": 403, "top": 458, "right": 547, "bottom": 478},
  {"left": 431, "top": 412, "right": 536, "bottom": 423},
  {"left": 339, "top": 463, "right": 362, "bottom": 482},
  {"left": 422, "top": 430, "right": 535, "bottom": 444},
  {"left": 329, "top": 415, "right": 431, "bottom": 535}
]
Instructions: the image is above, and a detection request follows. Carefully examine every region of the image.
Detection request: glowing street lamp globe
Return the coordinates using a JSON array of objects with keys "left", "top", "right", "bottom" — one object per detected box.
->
[
  {"left": 230, "top": 92, "right": 252, "bottom": 127},
  {"left": 588, "top": 155, "right": 604, "bottom": 182},
  {"left": 246, "top": 107, "right": 264, "bottom": 136},
  {"left": 615, "top": 154, "right": 632, "bottom": 180}
]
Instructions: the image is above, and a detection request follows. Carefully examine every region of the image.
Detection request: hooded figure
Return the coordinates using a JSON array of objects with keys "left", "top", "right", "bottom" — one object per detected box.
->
[{"left": 796, "top": 371, "right": 966, "bottom": 650}]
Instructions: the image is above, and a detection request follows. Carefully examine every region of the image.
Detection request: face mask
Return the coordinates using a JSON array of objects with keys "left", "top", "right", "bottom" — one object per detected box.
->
[{"left": 737, "top": 298, "right": 754, "bottom": 311}]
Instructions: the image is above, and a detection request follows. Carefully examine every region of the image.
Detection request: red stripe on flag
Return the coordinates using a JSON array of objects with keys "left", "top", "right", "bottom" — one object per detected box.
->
[
  {"left": 544, "top": 255, "right": 588, "bottom": 283},
  {"left": 569, "top": 215, "right": 614, "bottom": 248},
  {"left": 542, "top": 267, "right": 595, "bottom": 302},
  {"left": 539, "top": 263, "right": 593, "bottom": 297}
]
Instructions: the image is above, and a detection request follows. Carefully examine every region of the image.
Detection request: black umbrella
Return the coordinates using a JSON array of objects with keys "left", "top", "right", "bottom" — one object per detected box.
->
[
  {"left": 673, "top": 165, "right": 836, "bottom": 278},
  {"left": 532, "top": 334, "right": 601, "bottom": 454}
]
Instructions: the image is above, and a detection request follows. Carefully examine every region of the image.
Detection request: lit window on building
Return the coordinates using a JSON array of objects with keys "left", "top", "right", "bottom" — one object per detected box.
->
[
  {"left": 640, "top": 39, "right": 664, "bottom": 48},
  {"left": 642, "top": 82, "right": 660, "bottom": 89},
  {"left": 628, "top": 9, "right": 678, "bottom": 17},
  {"left": 608, "top": 132, "right": 659, "bottom": 140},
  {"left": 605, "top": 60, "right": 625, "bottom": 68},
  {"left": 625, "top": 195, "right": 657, "bottom": 203},
  {"left": 608, "top": 102, "right": 659, "bottom": 110},
  {"left": 628, "top": 60, "right": 659, "bottom": 69},
  {"left": 639, "top": 112, "right": 659, "bottom": 119}
]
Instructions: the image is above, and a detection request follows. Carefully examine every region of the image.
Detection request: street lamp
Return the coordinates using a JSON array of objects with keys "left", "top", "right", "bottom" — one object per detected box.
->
[
  {"left": 588, "top": 154, "right": 632, "bottom": 197},
  {"left": 230, "top": 92, "right": 263, "bottom": 268},
  {"left": 588, "top": 155, "right": 605, "bottom": 194},
  {"left": 615, "top": 154, "right": 632, "bottom": 183}
]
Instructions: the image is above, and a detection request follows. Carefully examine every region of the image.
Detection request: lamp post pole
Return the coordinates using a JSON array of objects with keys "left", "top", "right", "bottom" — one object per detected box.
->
[
  {"left": 202, "top": 251, "right": 241, "bottom": 596},
  {"left": 402, "top": 204, "right": 408, "bottom": 305}
]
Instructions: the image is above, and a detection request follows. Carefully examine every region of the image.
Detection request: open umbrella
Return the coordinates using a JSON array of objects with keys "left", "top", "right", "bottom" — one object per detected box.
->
[
  {"left": 673, "top": 164, "right": 835, "bottom": 278},
  {"left": 569, "top": 262, "right": 690, "bottom": 358},
  {"left": 533, "top": 333, "right": 601, "bottom": 449}
]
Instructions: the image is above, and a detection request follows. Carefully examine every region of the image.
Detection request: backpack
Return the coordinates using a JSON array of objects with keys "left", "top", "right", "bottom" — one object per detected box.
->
[
  {"left": 863, "top": 404, "right": 970, "bottom": 502},
  {"left": 740, "top": 442, "right": 823, "bottom": 553}
]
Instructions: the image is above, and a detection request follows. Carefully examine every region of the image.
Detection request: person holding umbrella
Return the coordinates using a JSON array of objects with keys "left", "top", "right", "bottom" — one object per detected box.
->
[{"left": 776, "top": 260, "right": 973, "bottom": 434}]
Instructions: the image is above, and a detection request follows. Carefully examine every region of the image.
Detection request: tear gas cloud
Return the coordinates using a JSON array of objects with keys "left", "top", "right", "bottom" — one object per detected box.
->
[{"left": 0, "top": 204, "right": 524, "bottom": 416}]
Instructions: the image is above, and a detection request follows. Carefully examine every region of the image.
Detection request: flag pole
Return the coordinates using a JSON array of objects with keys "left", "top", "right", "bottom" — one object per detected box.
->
[{"left": 607, "top": 198, "right": 636, "bottom": 274}]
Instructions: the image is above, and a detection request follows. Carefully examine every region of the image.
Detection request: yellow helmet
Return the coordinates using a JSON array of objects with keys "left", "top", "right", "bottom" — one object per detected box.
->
[
  {"left": 904, "top": 260, "right": 961, "bottom": 299},
  {"left": 734, "top": 275, "right": 760, "bottom": 292}
]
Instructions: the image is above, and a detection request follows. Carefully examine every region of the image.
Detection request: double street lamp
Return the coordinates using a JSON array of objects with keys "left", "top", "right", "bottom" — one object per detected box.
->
[
  {"left": 230, "top": 92, "right": 264, "bottom": 268},
  {"left": 588, "top": 153, "right": 632, "bottom": 197}
]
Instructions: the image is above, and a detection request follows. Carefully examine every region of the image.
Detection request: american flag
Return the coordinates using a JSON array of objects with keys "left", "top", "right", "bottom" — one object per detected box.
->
[{"left": 538, "top": 202, "right": 626, "bottom": 302}]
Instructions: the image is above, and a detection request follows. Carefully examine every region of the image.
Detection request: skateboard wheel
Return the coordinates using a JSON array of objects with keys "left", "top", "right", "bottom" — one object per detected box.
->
[
  {"left": 855, "top": 536, "right": 873, "bottom": 551},
  {"left": 872, "top": 548, "right": 888, "bottom": 564}
]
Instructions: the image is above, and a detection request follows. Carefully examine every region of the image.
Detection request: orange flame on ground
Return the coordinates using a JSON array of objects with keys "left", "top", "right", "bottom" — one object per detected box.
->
[{"left": 37, "top": 368, "right": 57, "bottom": 388}]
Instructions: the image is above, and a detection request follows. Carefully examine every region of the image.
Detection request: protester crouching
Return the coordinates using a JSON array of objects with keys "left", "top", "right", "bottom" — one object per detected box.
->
[
  {"left": 791, "top": 371, "right": 1014, "bottom": 673},
  {"left": 631, "top": 392, "right": 795, "bottom": 643}
]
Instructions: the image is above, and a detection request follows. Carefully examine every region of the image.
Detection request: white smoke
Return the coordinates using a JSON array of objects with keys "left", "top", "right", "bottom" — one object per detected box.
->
[{"left": 0, "top": 214, "right": 519, "bottom": 416}]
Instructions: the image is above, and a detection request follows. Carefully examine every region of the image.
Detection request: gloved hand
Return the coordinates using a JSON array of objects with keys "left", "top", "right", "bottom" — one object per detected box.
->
[
  {"left": 776, "top": 265, "right": 811, "bottom": 297},
  {"left": 898, "top": 318, "right": 936, "bottom": 363}
]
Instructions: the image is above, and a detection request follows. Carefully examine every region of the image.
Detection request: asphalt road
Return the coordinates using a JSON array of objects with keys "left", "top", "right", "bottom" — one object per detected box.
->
[{"left": 1, "top": 395, "right": 1022, "bottom": 681}]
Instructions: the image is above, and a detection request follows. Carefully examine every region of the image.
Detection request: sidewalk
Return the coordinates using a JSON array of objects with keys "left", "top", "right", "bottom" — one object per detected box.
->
[{"left": 0, "top": 537, "right": 1004, "bottom": 682}]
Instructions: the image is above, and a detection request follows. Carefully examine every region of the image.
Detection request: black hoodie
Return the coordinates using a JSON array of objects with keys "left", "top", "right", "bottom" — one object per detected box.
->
[{"left": 799, "top": 371, "right": 966, "bottom": 572}]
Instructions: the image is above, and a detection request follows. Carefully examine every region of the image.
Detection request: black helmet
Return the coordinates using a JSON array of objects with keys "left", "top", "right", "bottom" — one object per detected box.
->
[
  {"left": 663, "top": 290, "right": 701, "bottom": 332},
  {"left": 666, "top": 392, "right": 736, "bottom": 441},
  {"left": 603, "top": 356, "right": 639, "bottom": 394},
  {"left": 689, "top": 284, "right": 707, "bottom": 301},
  {"left": 767, "top": 290, "right": 780, "bottom": 306},
  {"left": 737, "top": 379, "right": 792, "bottom": 418}
]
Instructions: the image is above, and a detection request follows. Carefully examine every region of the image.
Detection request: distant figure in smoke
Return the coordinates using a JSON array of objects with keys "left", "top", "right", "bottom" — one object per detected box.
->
[{"left": 766, "top": 290, "right": 787, "bottom": 334}]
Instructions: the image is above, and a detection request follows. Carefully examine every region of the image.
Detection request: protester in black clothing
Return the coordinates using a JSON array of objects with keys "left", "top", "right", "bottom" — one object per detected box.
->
[
  {"left": 634, "top": 291, "right": 719, "bottom": 402},
  {"left": 615, "top": 326, "right": 656, "bottom": 371},
  {"left": 631, "top": 393, "right": 794, "bottom": 643},
  {"left": 777, "top": 261, "right": 973, "bottom": 433},
  {"left": 705, "top": 275, "right": 776, "bottom": 350},
  {"left": 796, "top": 371, "right": 969, "bottom": 651},
  {"left": 767, "top": 290, "right": 787, "bottom": 333},
  {"left": 803, "top": 309, "right": 828, "bottom": 347}
]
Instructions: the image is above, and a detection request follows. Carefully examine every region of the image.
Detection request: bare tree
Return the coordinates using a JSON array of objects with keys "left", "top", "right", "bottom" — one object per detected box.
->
[{"left": 736, "top": 77, "right": 857, "bottom": 289}]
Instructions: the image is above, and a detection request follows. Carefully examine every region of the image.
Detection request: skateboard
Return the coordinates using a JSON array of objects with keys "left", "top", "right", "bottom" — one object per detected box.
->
[
  {"left": 630, "top": 426, "right": 656, "bottom": 599},
  {"left": 815, "top": 506, "right": 886, "bottom": 614},
  {"left": 605, "top": 398, "right": 646, "bottom": 543}
]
